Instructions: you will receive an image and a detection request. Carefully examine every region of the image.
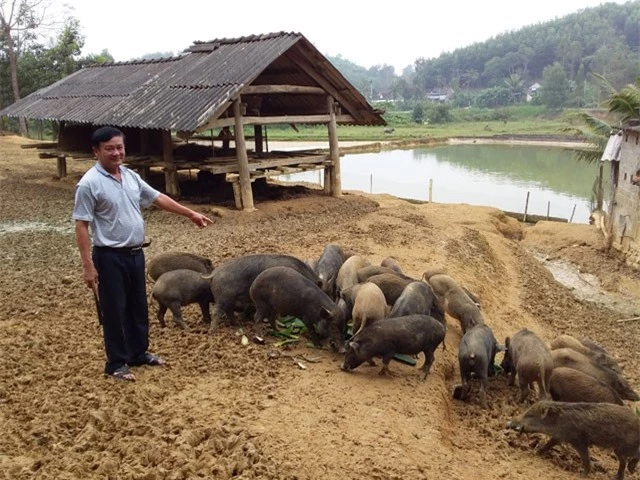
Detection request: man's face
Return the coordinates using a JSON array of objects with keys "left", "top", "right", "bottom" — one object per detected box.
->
[{"left": 93, "top": 135, "right": 125, "bottom": 172}]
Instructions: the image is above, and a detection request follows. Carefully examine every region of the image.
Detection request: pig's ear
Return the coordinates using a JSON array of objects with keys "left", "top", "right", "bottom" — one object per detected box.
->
[
  {"left": 319, "top": 307, "right": 332, "bottom": 319},
  {"left": 348, "top": 341, "right": 359, "bottom": 353}
]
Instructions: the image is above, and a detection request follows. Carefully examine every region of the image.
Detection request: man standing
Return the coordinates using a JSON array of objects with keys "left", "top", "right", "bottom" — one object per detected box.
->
[{"left": 73, "top": 126, "right": 213, "bottom": 381}]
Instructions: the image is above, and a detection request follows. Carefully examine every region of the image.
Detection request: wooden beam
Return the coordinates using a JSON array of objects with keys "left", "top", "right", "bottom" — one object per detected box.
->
[
  {"left": 162, "top": 130, "right": 180, "bottom": 196},
  {"left": 289, "top": 51, "right": 360, "bottom": 121},
  {"left": 242, "top": 85, "right": 326, "bottom": 95},
  {"left": 21, "top": 142, "right": 58, "bottom": 149},
  {"left": 233, "top": 98, "right": 255, "bottom": 211},
  {"left": 201, "top": 114, "right": 356, "bottom": 129},
  {"left": 327, "top": 96, "right": 341, "bottom": 197}
]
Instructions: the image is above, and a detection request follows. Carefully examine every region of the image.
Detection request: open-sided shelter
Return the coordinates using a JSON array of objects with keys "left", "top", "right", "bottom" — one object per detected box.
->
[{"left": 0, "top": 32, "right": 386, "bottom": 210}]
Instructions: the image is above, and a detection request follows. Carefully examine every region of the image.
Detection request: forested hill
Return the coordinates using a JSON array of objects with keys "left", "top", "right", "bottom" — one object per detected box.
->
[
  {"left": 413, "top": 0, "right": 640, "bottom": 92},
  {"left": 327, "top": 0, "right": 640, "bottom": 104}
]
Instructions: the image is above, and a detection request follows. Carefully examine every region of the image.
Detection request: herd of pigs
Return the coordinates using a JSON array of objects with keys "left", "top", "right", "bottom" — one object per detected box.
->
[{"left": 146, "top": 244, "right": 640, "bottom": 480}]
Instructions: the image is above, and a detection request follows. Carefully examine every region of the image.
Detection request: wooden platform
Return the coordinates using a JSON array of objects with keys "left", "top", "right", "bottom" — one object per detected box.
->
[{"left": 122, "top": 149, "right": 332, "bottom": 178}]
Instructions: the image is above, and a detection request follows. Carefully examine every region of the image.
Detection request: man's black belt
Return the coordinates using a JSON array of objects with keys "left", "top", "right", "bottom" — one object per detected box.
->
[{"left": 94, "top": 241, "right": 151, "bottom": 255}]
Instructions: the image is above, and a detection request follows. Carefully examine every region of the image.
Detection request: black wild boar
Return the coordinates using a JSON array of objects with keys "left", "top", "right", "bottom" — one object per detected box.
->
[
  {"left": 341, "top": 315, "right": 446, "bottom": 380},
  {"left": 351, "top": 282, "right": 388, "bottom": 336},
  {"left": 380, "top": 257, "right": 404, "bottom": 274},
  {"left": 423, "top": 273, "right": 484, "bottom": 333},
  {"left": 454, "top": 324, "right": 499, "bottom": 408},
  {"left": 500, "top": 329, "right": 553, "bottom": 403},
  {"left": 205, "top": 254, "right": 320, "bottom": 332},
  {"left": 357, "top": 265, "right": 413, "bottom": 283},
  {"left": 550, "top": 367, "right": 623, "bottom": 405},
  {"left": 336, "top": 255, "right": 371, "bottom": 294},
  {"left": 390, "top": 281, "right": 444, "bottom": 324},
  {"left": 551, "top": 348, "right": 639, "bottom": 401},
  {"left": 250, "top": 266, "right": 344, "bottom": 352},
  {"left": 507, "top": 401, "right": 640, "bottom": 480},
  {"left": 151, "top": 269, "right": 214, "bottom": 329},
  {"left": 315, "top": 243, "right": 345, "bottom": 299},
  {"left": 551, "top": 333, "right": 621, "bottom": 374},
  {"left": 147, "top": 251, "right": 213, "bottom": 281},
  {"left": 366, "top": 273, "right": 413, "bottom": 306}
]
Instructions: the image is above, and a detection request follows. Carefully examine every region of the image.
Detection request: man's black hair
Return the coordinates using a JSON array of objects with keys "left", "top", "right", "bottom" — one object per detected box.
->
[{"left": 91, "top": 126, "right": 125, "bottom": 148}]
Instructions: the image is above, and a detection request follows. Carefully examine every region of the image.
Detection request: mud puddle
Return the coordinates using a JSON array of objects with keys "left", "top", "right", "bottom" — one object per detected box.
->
[
  {"left": 0, "top": 221, "right": 73, "bottom": 235},
  {"left": 533, "top": 251, "right": 640, "bottom": 318}
]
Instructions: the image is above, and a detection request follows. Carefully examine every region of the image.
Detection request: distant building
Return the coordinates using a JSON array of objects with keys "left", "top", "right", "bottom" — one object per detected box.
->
[
  {"left": 526, "top": 82, "right": 541, "bottom": 102},
  {"left": 426, "top": 89, "right": 450, "bottom": 102}
]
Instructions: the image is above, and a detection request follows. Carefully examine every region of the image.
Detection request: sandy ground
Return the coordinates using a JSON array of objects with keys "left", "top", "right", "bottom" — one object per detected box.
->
[{"left": 1, "top": 134, "right": 639, "bottom": 480}]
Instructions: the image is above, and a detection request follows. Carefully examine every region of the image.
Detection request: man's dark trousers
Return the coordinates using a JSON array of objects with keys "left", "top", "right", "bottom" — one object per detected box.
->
[{"left": 92, "top": 247, "right": 149, "bottom": 374}]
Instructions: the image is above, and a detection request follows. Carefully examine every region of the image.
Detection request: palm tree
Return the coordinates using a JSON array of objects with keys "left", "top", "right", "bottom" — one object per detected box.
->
[
  {"left": 564, "top": 75, "right": 640, "bottom": 219},
  {"left": 566, "top": 75, "right": 640, "bottom": 164}
]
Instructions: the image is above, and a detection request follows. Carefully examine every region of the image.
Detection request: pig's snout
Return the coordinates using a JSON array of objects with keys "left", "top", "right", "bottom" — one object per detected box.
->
[{"left": 341, "top": 363, "right": 352, "bottom": 372}]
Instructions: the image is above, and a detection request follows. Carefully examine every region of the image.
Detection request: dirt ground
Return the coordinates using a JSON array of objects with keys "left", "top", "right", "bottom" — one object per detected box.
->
[{"left": 1, "top": 134, "right": 639, "bottom": 480}]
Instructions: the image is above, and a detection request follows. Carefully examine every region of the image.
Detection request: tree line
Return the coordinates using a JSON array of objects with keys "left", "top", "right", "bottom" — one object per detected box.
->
[{"left": 331, "top": 1, "right": 640, "bottom": 111}]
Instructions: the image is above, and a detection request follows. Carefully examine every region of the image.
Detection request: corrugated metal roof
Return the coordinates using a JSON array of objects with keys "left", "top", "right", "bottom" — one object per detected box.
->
[{"left": 0, "top": 31, "right": 385, "bottom": 131}]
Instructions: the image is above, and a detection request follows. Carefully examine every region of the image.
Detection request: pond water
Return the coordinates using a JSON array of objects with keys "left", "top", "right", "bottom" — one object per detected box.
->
[{"left": 276, "top": 144, "right": 599, "bottom": 224}]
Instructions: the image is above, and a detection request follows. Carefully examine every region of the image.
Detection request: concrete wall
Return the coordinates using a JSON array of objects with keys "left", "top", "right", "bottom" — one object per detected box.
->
[{"left": 611, "top": 129, "right": 640, "bottom": 267}]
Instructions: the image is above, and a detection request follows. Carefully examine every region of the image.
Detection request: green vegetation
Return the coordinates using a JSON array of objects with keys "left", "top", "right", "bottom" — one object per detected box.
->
[{"left": 264, "top": 105, "right": 579, "bottom": 141}]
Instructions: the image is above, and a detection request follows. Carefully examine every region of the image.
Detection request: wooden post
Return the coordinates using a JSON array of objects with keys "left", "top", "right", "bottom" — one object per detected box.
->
[
  {"left": 569, "top": 204, "right": 577, "bottom": 223},
  {"left": 324, "top": 167, "right": 332, "bottom": 195},
  {"left": 327, "top": 96, "right": 341, "bottom": 197},
  {"left": 369, "top": 174, "right": 373, "bottom": 193},
  {"left": 233, "top": 98, "right": 255, "bottom": 211},
  {"left": 56, "top": 154, "right": 67, "bottom": 178},
  {"left": 428, "top": 178, "right": 433, "bottom": 202},
  {"left": 140, "top": 129, "right": 150, "bottom": 155},
  {"left": 162, "top": 130, "right": 180, "bottom": 197},
  {"left": 596, "top": 161, "right": 604, "bottom": 211},
  {"left": 546, "top": 201, "right": 550, "bottom": 220},
  {"left": 231, "top": 179, "right": 243, "bottom": 210},
  {"left": 254, "top": 125, "right": 263, "bottom": 156},
  {"left": 523, "top": 191, "right": 530, "bottom": 223},
  {"left": 139, "top": 166, "right": 151, "bottom": 181}
]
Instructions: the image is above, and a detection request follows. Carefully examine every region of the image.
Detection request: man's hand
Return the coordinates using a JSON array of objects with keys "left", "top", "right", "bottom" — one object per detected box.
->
[
  {"left": 83, "top": 264, "right": 99, "bottom": 290},
  {"left": 189, "top": 211, "right": 214, "bottom": 228}
]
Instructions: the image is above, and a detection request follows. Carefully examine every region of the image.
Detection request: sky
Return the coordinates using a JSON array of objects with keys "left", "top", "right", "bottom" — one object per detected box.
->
[{"left": 53, "top": 0, "right": 630, "bottom": 74}]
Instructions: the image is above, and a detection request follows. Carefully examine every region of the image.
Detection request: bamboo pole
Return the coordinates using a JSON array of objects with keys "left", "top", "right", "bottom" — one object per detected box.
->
[
  {"left": 523, "top": 191, "right": 530, "bottom": 222},
  {"left": 370, "top": 174, "right": 373, "bottom": 193},
  {"left": 327, "top": 96, "right": 341, "bottom": 197},
  {"left": 428, "top": 178, "right": 433, "bottom": 202},
  {"left": 233, "top": 98, "right": 255, "bottom": 211},
  {"left": 569, "top": 204, "right": 577, "bottom": 223}
]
